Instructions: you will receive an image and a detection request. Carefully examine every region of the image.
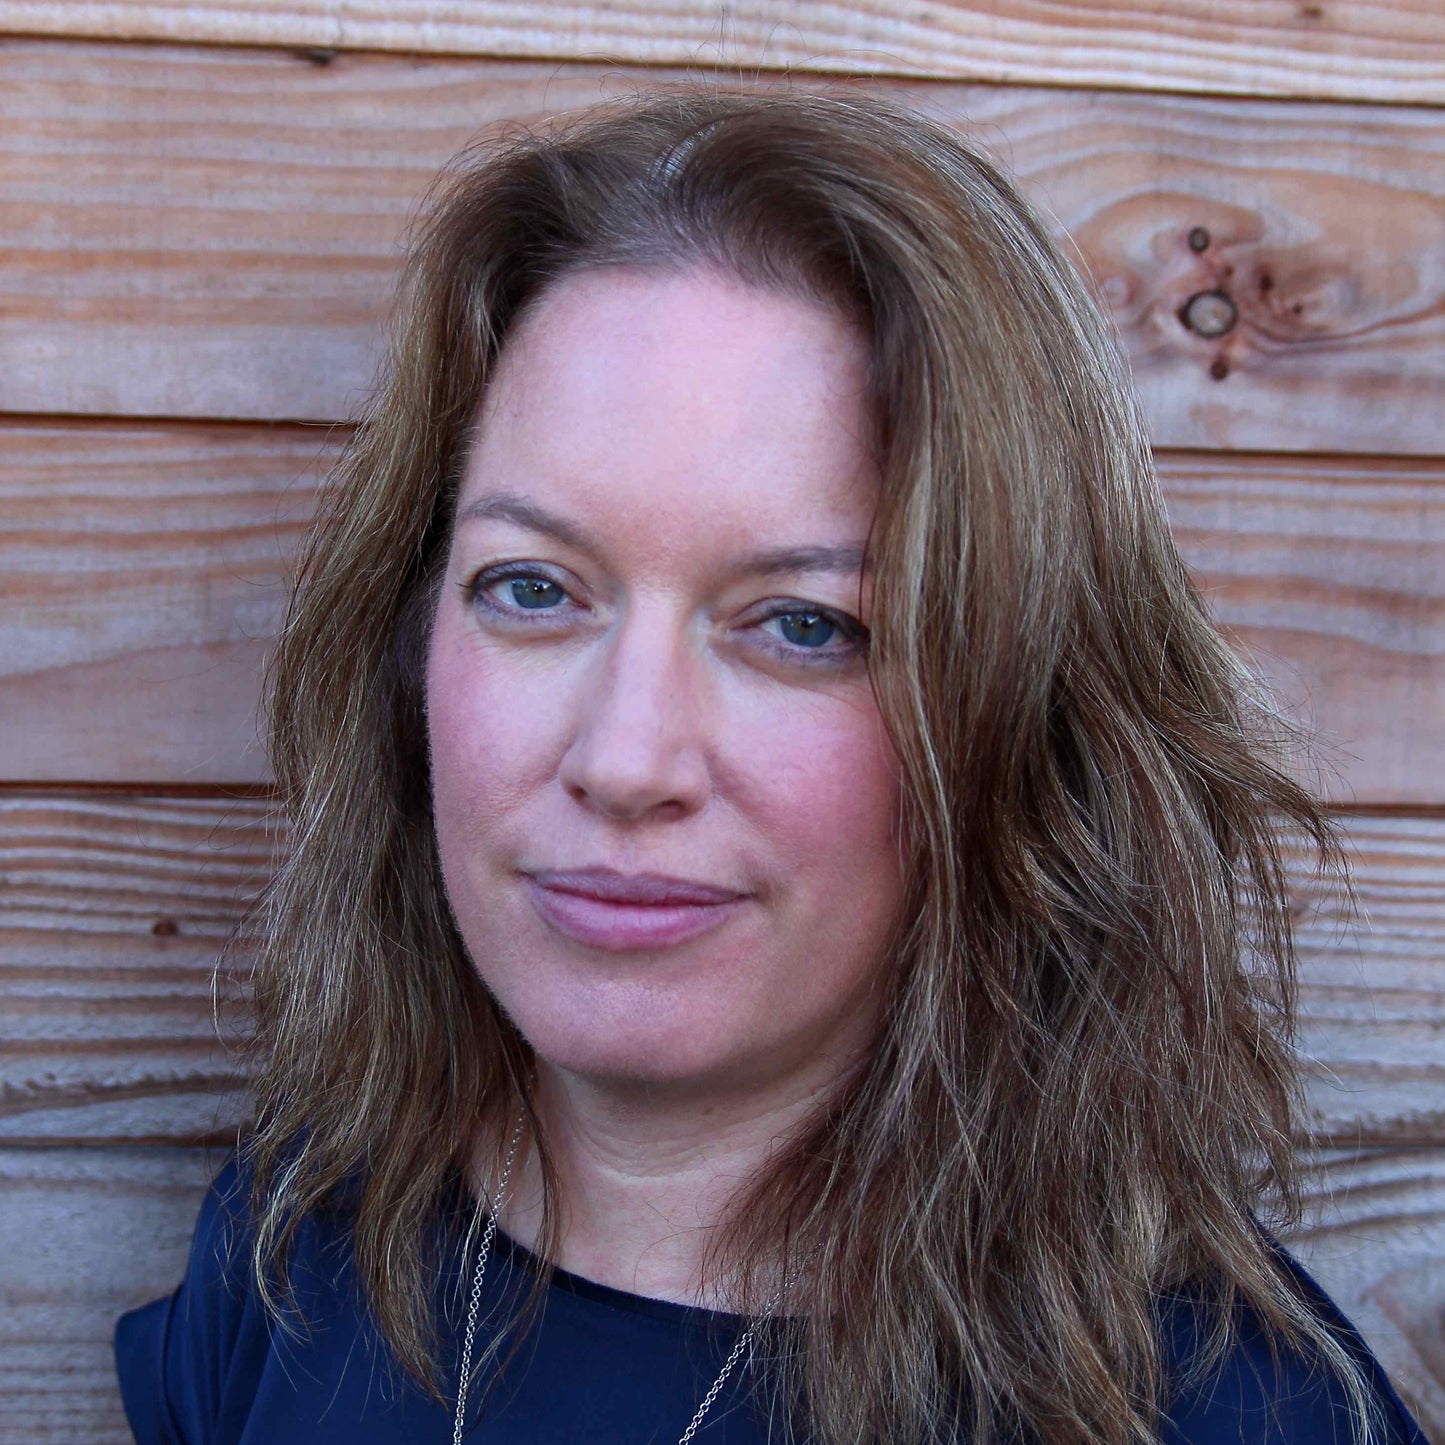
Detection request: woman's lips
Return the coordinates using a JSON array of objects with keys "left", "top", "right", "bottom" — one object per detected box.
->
[{"left": 522, "top": 876, "right": 745, "bottom": 951}]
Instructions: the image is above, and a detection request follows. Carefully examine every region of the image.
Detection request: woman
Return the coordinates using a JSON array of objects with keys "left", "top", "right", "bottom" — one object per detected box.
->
[{"left": 115, "top": 84, "right": 1429, "bottom": 1445}]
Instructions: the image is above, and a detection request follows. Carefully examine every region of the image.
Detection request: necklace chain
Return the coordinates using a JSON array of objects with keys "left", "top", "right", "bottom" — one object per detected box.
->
[
  {"left": 452, "top": 1117, "right": 525, "bottom": 1445},
  {"left": 452, "top": 1116, "right": 791, "bottom": 1444}
]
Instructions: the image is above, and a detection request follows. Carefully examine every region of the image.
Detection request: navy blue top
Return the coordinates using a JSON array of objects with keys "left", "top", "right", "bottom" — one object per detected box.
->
[{"left": 115, "top": 1154, "right": 1430, "bottom": 1444}]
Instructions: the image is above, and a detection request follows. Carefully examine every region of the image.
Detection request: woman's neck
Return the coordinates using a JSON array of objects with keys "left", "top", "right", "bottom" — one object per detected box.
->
[{"left": 486, "top": 1059, "right": 843, "bottom": 1310}]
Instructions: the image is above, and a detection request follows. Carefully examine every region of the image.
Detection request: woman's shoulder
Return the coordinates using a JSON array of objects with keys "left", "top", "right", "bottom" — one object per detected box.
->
[
  {"left": 1155, "top": 1230, "right": 1429, "bottom": 1445},
  {"left": 113, "top": 1148, "right": 359, "bottom": 1445}
]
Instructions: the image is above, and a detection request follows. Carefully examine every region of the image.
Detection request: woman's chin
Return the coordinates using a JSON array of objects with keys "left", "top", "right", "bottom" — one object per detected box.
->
[
  {"left": 517, "top": 1011, "right": 764, "bottom": 1094},
  {"left": 532, "top": 1034, "right": 729, "bottom": 1090}
]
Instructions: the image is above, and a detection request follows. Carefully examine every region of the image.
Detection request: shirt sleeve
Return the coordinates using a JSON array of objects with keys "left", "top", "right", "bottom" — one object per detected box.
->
[
  {"left": 113, "top": 1153, "right": 267, "bottom": 1445},
  {"left": 1162, "top": 1230, "right": 1431, "bottom": 1445}
]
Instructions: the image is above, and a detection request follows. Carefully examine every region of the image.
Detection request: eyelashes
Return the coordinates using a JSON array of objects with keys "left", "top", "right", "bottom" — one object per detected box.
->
[
  {"left": 462, "top": 563, "right": 582, "bottom": 626},
  {"left": 462, "top": 563, "right": 869, "bottom": 671}
]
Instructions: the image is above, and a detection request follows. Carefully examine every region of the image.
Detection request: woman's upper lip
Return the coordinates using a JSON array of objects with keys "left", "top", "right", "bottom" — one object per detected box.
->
[{"left": 528, "top": 867, "right": 744, "bottom": 906}]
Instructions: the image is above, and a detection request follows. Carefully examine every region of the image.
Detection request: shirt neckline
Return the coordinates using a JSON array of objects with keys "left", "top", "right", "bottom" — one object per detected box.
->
[
  {"left": 443, "top": 1161, "right": 754, "bottom": 1330},
  {"left": 484, "top": 1220, "right": 755, "bottom": 1331}
]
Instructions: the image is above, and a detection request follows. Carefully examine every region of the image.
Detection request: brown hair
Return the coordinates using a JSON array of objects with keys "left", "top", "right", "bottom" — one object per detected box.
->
[{"left": 238, "top": 80, "right": 1384, "bottom": 1445}]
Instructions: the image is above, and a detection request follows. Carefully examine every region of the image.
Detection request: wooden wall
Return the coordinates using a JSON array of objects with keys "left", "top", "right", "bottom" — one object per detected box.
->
[{"left": 0, "top": 3, "right": 1442, "bottom": 1439}]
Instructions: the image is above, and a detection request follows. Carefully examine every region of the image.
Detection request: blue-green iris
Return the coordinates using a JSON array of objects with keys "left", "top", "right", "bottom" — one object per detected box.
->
[
  {"left": 777, "top": 612, "right": 834, "bottom": 648},
  {"left": 510, "top": 578, "right": 564, "bottom": 609}
]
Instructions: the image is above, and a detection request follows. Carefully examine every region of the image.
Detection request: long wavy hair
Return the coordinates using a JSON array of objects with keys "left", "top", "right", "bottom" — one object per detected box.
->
[{"left": 236, "top": 82, "right": 1384, "bottom": 1445}]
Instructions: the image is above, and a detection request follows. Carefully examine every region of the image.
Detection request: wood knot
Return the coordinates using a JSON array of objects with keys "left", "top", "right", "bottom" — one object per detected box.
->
[
  {"left": 297, "top": 46, "right": 337, "bottom": 65},
  {"left": 1180, "top": 289, "right": 1238, "bottom": 339},
  {"left": 1187, "top": 226, "right": 1211, "bottom": 253},
  {"left": 151, "top": 916, "right": 180, "bottom": 938}
]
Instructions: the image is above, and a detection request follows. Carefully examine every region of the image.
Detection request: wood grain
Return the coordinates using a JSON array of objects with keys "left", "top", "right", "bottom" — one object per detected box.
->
[
  {"left": 0, "top": 0, "right": 1441, "bottom": 105},
  {"left": 0, "top": 791, "right": 271, "bottom": 1142},
  {"left": 0, "top": 1146, "right": 217, "bottom": 1444},
  {"left": 0, "top": 420, "right": 337, "bottom": 783},
  {"left": 3, "top": 423, "right": 1440, "bottom": 799},
  {"left": 1288, "top": 1145, "right": 1445, "bottom": 1440},
  {"left": 0, "top": 1143, "right": 1438, "bottom": 1443},
  {"left": 1286, "top": 815, "right": 1445, "bottom": 1146},
  {"left": 1, "top": 44, "right": 1442, "bottom": 452},
  {"left": 2, "top": 793, "right": 1440, "bottom": 1150},
  {"left": 1159, "top": 452, "right": 1445, "bottom": 807}
]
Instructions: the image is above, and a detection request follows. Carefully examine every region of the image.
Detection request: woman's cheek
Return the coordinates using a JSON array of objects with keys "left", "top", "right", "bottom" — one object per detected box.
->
[
  {"left": 429, "top": 628, "right": 565, "bottom": 803},
  {"left": 734, "top": 686, "right": 902, "bottom": 872}
]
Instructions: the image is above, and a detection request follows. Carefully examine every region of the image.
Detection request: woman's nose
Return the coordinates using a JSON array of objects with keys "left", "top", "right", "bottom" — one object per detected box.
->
[{"left": 556, "top": 605, "right": 712, "bottom": 822}]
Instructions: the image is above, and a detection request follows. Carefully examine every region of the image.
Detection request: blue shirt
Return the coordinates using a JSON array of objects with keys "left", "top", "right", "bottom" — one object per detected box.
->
[{"left": 114, "top": 1154, "right": 1430, "bottom": 1444}]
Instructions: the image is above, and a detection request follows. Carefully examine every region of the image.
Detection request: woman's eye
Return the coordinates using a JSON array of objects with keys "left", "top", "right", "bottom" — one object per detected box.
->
[
  {"left": 467, "top": 566, "right": 576, "bottom": 617},
  {"left": 500, "top": 576, "right": 565, "bottom": 610},
  {"left": 757, "top": 607, "right": 868, "bottom": 667},
  {"left": 768, "top": 611, "right": 838, "bottom": 648}
]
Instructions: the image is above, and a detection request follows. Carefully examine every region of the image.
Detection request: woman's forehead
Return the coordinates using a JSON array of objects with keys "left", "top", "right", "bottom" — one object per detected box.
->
[{"left": 457, "top": 267, "right": 881, "bottom": 557}]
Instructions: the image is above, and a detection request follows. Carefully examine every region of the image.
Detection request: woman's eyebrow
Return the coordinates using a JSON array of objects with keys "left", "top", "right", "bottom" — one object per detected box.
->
[
  {"left": 736, "top": 541, "right": 870, "bottom": 578},
  {"left": 454, "top": 491, "right": 870, "bottom": 577},
  {"left": 455, "top": 492, "right": 591, "bottom": 552}
]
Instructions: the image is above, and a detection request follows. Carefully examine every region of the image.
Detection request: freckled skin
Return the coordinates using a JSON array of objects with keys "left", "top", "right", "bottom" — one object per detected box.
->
[{"left": 424, "top": 266, "right": 907, "bottom": 1103}]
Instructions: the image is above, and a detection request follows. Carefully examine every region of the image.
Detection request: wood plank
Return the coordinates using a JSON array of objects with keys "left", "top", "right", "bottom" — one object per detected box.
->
[
  {"left": 0, "top": 0, "right": 1441, "bottom": 106},
  {"left": 2, "top": 794, "right": 1440, "bottom": 1150},
  {"left": 1159, "top": 452, "right": 1445, "bottom": 808},
  {"left": 0, "top": 1146, "right": 215, "bottom": 1444},
  {"left": 0, "top": 419, "right": 337, "bottom": 783},
  {"left": 0, "top": 1144, "right": 1439, "bottom": 1442},
  {"left": 1, "top": 43, "right": 1442, "bottom": 452},
  {"left": 1287, "top": 1145, "right": 1445, "bottom": 1441},
  {"left": 1287, "top": 816, "right": 1445, "bottom": 1146},
  {"left": 4, "top": 422, "right": 1441, "bottom": 800},
  {"left": 0, "top": 791, "right": 269, "bottom": 1142}
]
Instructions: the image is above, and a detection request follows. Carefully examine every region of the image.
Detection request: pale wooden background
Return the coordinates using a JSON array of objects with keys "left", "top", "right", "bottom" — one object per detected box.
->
[{"left": 0, "top": 3, "right": 1442, "bottom": 1441}]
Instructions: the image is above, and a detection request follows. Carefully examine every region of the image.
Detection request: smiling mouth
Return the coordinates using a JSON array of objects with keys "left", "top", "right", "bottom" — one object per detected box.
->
[{"left": 522, "top": 876, "right": 745, "bottom": 952}]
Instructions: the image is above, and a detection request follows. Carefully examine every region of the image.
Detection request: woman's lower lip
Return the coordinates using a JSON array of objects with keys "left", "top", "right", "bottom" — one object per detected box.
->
[{"left": 522, "top": 877, "right": 744, "bottom": 951}]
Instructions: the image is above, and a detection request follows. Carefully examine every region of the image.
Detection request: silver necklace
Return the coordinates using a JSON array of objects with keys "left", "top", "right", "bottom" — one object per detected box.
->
[{"left": 452, "top": 1118, "right": 792, "bottom": 1445}]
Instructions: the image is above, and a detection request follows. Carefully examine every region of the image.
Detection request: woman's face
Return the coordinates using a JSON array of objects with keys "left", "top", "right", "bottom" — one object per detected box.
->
[{"left": 425, "top": 265, "right": 906, "bottom": 1097}]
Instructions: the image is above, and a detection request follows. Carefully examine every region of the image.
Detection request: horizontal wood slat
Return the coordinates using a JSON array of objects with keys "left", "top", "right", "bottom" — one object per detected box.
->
[
  {"left": 1159, "top": 452, "right": 1445, "bottom": 808},
  {"left": 1287, "top": 816, "right": 1445, "bottom": 1146},
  {"left": 0, "top": 0, "right": 1441, "bottom": 106},
  {"left": 1285, "top": 1145, "right": 1445, "bottom": 1439},
  {"left": 0, "top": 1146, "right": 218, "bottom": 1444},
  {"left": 1, "top": 793, "right": 1440, "bottom": 1147},
  {"left": 0, "top": 1142, "right": 1438, "bottom": 1443},
  {"left": 2, "top": 45, "right": 1443, "bottom": 452},
  {"left": 0, "top": 792, "right": 269, "bottom": 1142},
  {"left": 3, "top": 423, "right": 1440, "bottom": 800},
  {"left": 0, "top": 420, "right": 339, "bottom": 783}
]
